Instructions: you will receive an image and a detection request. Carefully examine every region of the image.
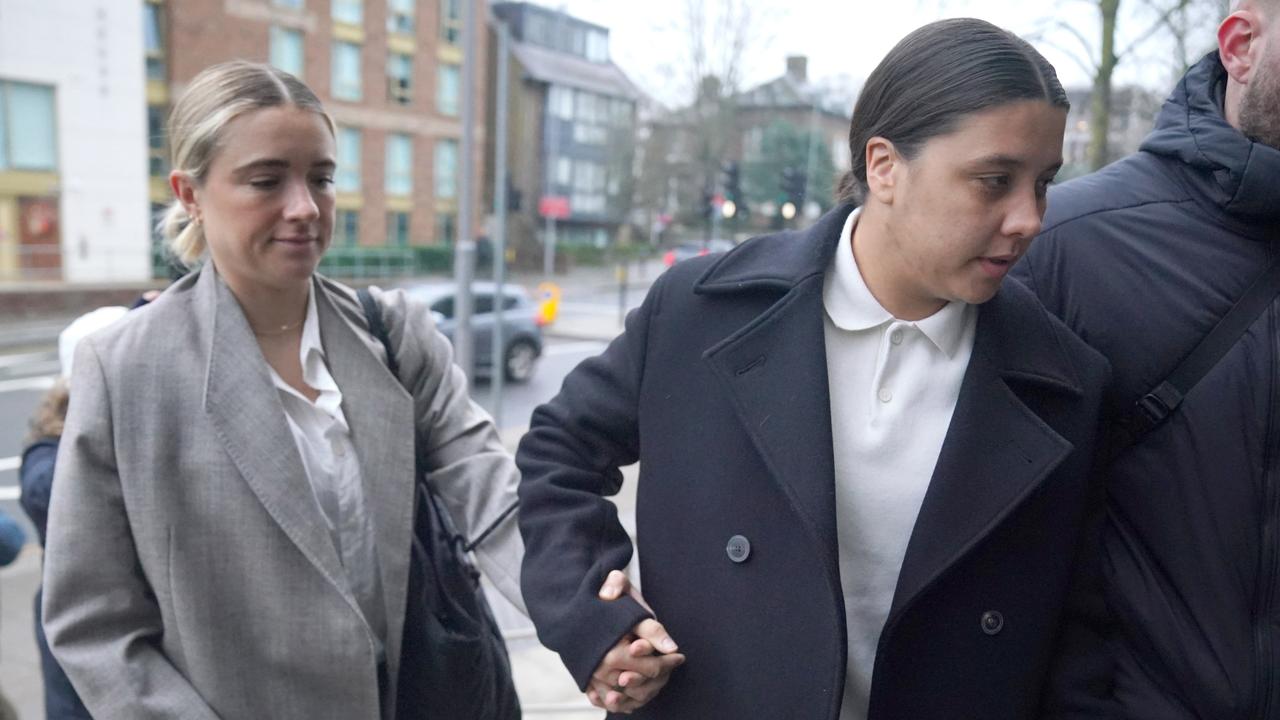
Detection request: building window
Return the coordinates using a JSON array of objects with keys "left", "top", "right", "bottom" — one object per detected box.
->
[
  {"left": 335, "top": 209, "right": 360, "bottom": 246},
  {"left": 147, "top": 105, "right": 168, "bottom": 177},
  {"left": 336, "top": 127, "right": 362, "bottom": 192},
  {"left": 143, "top": 2, "right": 167, "bottom": 81},
  {"left": 0, "top": 82, "right": 57, "bottom": 171},
  {"left": 435, "top": 140, "right": 458, "bottom": 200},
  {"left": 547, "top": 85, "right": 574, "bottom": 120},
  {"left": 436, "top": 63, "right": 460, "bottom": 116},
  {"left": 436, "top": 213, "right": 456, "bottom": 244},
  {"left": 387, "top": 211, "right": 410, "bottom": 246},
  {"left": 555, "top": 156, "right": 572, "bottom": 186},
  {"left": 387, "top": 52, "right": 412, "bottom": 105},
  {"left": 386, "top": 133, "right": 413, "bottom": 195},
  {"left": 440, "top": 0, "right": 462, "bottom": 45},
  {"left": 572, "top": 124, "right": 607, "bottom": 145},
  {"left": 586, "top": 30, "right": 608, "bottom": 63},
  {"left": 332, "top": 42, "right": 363, "bottom": 101},
  {"left": 524, "top": 12, "right": 549, "bottom": 46},
  {"left": 274, "top": 0, "right": 304, "bottom": 7},
  {"left": 611, "top": 98, "right": 632, "bottom": 126},
  {"left": 333, "top": 0, "right": 363, "bottom": 25},
  {"left": 270, "top": 27, "right": 305, "bottom": 78},
  {"left": 388, "top": 0, "right": 415, "bottom": 33}
]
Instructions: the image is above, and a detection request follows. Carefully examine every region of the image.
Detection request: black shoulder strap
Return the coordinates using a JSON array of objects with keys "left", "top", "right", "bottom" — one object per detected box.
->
[
  {"left": 1110, "top": 251, "right": 1280, "bottom": 456},
  {"left": 355, "top": 287, "right": 516, "bottom": 551},
  {"left": 357, "top": 288, "right": 399, "bottom": 378}
]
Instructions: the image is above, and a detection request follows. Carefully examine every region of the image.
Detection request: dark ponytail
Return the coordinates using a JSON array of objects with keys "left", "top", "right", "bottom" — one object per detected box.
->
[{"left": 835, "top": 18, "right": 1069, "bottom": 205}]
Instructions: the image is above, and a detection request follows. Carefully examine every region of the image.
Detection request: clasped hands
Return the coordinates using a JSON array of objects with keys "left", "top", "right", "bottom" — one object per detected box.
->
[{"left": 587, "top": 570, "right": 686, "bottom": 714}]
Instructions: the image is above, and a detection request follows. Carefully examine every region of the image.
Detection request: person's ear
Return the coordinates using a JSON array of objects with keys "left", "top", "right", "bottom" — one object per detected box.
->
[
  {"left": 1219, "top": 10, "right": 1262, "bottom": 85},
  {"left": 169, "top": 170, "right": 202, "bottom": 223},
  {"left": 864, "top": 137, "right": 900, "bottom": 205}
]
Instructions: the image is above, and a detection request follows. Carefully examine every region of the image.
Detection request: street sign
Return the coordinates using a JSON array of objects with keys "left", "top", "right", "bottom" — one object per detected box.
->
[{"left": 538, "top": 195, "right": 571, "bottom": 219}]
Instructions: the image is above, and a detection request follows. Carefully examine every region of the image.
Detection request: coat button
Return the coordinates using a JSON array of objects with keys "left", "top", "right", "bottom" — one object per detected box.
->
[
  {"left": 726, "top": 535, "right": 751, "bottom": 563},
  {"left": 981, "top": 610, "right": 1004, "bottom": 635}
]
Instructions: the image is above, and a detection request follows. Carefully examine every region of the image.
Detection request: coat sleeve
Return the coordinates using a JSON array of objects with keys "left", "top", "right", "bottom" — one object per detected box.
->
[
  {"left": 374, "top": 286, "right": 526, "bottom": 615},
  {"left": 19, "top": 440, "right": 57, "bottom": 547},
  {"left": 514, "top": 274, "right": 667, "bottom": 690},
  {"left": 41, "top": 338, "right": 222, "bottom": 720}
]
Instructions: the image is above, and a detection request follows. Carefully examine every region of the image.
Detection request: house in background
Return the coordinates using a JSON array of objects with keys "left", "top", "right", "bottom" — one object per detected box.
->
[
  {"left": 1062, "top": 85, "right": 1164, "bottom": 178},
  {"left": 486, "top": 2, "right": 640, "bottom": 268}
]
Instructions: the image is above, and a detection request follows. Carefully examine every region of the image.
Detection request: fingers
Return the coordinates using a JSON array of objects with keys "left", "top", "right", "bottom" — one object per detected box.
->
[
  {"left": 598, "top": 569, "right": 632, "bottom": 601},
  {"left": 633, "top": 618, "right": 679, "bottom": 654}
]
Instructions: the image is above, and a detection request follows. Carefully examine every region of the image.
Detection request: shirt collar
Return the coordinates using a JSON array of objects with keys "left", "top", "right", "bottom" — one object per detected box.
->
[
  {"left": 298, "top": 282, "right": 323, "bottom": 363},
  {"left": 823, "top": 206, "right": 974, "bottom": 358}
]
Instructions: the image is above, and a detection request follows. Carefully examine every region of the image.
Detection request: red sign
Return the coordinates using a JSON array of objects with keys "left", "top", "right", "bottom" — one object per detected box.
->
[{"left": 539, "top": 195, "right": 571, "bottom": 219}]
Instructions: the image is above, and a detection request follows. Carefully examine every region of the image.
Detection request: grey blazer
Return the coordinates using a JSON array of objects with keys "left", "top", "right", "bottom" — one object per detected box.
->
[{"left": 41, "top": 265, "right": 523, "bottom": 720}]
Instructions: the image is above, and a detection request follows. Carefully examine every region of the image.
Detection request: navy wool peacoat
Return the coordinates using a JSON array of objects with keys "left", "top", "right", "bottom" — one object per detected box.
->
[{"left": 517, "top": 205, "right": 1114, "bottom": 719}]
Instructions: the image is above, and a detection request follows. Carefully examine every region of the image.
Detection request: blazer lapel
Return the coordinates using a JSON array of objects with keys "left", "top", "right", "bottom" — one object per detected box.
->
[
  {"left": 200, "top": 267, "right": 352, "bottom": 601},
  {"left": 315, "top": 283, "right": 417, "bottom": 679},
  {"left": 885, "top": 285, "right": 1080, "bottom": 629}
]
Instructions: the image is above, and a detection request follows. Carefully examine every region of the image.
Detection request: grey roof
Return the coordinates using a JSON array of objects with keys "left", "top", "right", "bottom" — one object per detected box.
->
[
  {"left": 510, "top": 40, "right": 641, "bottom": 100},
  {"left": 737, "top": 74, "right": 849, "bottom": 118}
]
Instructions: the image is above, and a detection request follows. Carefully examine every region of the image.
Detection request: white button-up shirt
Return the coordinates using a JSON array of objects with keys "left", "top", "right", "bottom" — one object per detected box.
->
[
  {"left": 268, "top": 287, "right": 387, "bottom": 661},
  {"left": 824, "top": 209, "right": 977, "bottom": 720}
]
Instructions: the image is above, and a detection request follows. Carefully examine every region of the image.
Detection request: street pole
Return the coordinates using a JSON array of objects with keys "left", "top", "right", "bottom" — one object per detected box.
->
[
  {"left": 490, "top": 17, "right": 510, "bottom": 423},
  {"left": 453, "top": 0, "right": 480, "bottom": 386},
  {"left": 543, "top": 7, "right": 567, "bottom": 279}
]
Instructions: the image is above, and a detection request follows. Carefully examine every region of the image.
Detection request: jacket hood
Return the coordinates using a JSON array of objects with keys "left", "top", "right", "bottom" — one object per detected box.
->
[{"left": 1140, "top": 51, "right": 1280, "bottom": 223}]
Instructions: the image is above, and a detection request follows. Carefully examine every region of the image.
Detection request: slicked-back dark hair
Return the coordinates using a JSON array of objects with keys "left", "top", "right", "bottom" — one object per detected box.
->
[{"left": 835, "top": 18, "right": 1069, "bottom": 205}]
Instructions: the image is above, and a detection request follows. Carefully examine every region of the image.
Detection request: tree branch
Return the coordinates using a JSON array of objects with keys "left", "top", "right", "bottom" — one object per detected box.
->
[{"left": 1118, "top": 0, "right": 1191, "bottom": 61}]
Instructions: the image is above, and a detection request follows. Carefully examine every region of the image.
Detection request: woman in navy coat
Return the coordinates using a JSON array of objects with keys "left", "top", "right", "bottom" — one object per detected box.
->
[{"left": 518, "top": 19, "right": 1113, "bottom": 720}]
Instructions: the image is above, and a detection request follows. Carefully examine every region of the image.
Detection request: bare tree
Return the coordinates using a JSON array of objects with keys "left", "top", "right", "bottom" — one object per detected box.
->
[{"left": 1030, "top": 0, "right": 1225, "bottom": 169}]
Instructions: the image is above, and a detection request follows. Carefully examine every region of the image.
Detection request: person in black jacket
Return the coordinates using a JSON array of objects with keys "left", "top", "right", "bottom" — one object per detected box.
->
[
  {"left": 519, "top": 18, "right": 1113, "bottom": 720},
  {"left": 1013, "top": 1, "right": 1280, "bottom": 716}
]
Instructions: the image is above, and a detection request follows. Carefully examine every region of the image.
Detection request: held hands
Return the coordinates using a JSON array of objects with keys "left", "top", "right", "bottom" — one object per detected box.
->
[{"left": 588, "top": 570, "right": 686, "bottom": 714}]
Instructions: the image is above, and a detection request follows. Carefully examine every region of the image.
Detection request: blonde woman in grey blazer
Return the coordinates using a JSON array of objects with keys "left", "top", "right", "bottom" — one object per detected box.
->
[{"left": 41, "top": 61, "right": 523, "bottom": 719}]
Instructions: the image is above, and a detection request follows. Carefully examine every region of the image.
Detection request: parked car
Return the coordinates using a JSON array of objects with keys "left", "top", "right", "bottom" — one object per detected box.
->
[
  {"left": 663, "top": 239, "right": 735, "bottom": 267},
  {"left": 399, "top": 281, "right": 544, "bottom": 382}
]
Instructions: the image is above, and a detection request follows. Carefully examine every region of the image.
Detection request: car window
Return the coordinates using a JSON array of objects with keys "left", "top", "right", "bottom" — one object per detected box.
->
[
  {"left": 431, "top": 297, "right": 455, "bottom": 319},
  {"left": 502, "top": 295, "right": 520, "bottom": 310},
  {"left": 474, "top": 294, "right": 495, "bottom": 314}
]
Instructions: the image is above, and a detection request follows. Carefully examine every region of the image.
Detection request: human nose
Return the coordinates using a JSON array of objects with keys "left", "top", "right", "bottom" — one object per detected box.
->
[
  {"left": 282, "top": 177, "right": 320, "bottom": 222},
  {"left": 1002, "top": 186, "right": 1044, "bottom": 240}
]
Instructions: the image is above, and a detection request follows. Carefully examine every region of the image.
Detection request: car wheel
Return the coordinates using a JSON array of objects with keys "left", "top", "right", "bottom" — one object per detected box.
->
[{"left": 504, "top": 339, "right": 539, "bottom": 383}]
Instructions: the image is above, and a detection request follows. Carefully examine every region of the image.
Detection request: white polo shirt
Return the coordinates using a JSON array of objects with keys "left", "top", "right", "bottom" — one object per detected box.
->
[
  {"left": 823, "top": 209, "right": 977, "bottom": 720},
  {"left": 268, "top": 287, "right": 387, "bottom": 662}
]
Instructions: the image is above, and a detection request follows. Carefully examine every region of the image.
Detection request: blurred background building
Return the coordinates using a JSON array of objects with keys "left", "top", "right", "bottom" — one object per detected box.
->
[{"left": 0, "top": 0, "right": 150, "bottom": 283}]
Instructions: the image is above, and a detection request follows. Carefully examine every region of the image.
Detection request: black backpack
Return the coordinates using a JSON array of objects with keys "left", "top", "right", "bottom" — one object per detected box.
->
[{"left": 357, "top": 288, "right": 521, "bottom": 720}]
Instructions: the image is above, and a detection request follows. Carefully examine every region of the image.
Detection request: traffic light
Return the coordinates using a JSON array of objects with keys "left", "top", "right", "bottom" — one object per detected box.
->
[
  {"left": 701, "top": 189, "right": 715, "bottom": 220},
  {"left": 722, "top": 162, "right": 743, "bottom": 207},
  {"left": 781, "top": 166, "right": 807, "bottom": 206}
]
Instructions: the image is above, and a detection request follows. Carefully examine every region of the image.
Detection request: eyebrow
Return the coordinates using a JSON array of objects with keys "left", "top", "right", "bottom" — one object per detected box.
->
[
  {"left": 232, "top": 158, "right": 337, "bottom": 174},
  {"left": 967, "top": 154, "right": 1063, "bottom": 174}
]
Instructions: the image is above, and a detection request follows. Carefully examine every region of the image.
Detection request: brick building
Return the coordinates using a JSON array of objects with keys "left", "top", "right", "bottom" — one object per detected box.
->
[{"left": 147, "top": 0, "right": 489, "bottom": 275}]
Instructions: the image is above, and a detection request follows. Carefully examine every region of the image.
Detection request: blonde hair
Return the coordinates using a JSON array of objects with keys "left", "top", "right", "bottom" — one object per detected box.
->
[
  {"left": 160, "top": 61, "right": 335, "bottom": 266},
  {"left": 27, "top": 378, "right": 70, "bottom": 443}
]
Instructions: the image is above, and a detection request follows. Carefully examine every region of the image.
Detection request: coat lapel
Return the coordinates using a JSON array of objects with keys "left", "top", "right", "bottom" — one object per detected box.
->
[
  {"left": 885, "top": 282, "right": 1081, "bottom": 629},
  {"left": 699, "top": 206, "right": 854, "bottom": 572},
  {"left": 200, "top": 267, "right": 353, "bottom": 602},
  {"left": 314, "top": 282, "right": 417, "bottom": 681}
]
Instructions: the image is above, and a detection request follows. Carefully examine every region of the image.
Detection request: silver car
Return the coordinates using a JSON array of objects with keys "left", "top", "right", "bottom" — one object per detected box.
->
[{"left": 400, "top": 281, "right": 544, "bottom": 382}]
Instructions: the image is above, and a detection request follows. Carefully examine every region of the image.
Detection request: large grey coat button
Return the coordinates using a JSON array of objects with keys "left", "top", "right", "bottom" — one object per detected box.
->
[
  {"left": 726, "top": 535, "right": 751, "bottom": 563},
  {"left": 981, "top": 610, "right": 1004, "bottom": 635}
]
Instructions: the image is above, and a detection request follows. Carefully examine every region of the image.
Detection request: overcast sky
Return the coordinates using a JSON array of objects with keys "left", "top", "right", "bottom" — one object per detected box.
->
[{"left": 530, "top": 0, "right": 1224, "bottom": 109}]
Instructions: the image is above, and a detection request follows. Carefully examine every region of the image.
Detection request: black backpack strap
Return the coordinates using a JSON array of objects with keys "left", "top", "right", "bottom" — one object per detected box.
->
[
  {"left": 356, "top": 288, "right": 400, "bottom": 378},
  {"left": 1109, "top": 252, "right": 1280, "bottom": 456}
]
